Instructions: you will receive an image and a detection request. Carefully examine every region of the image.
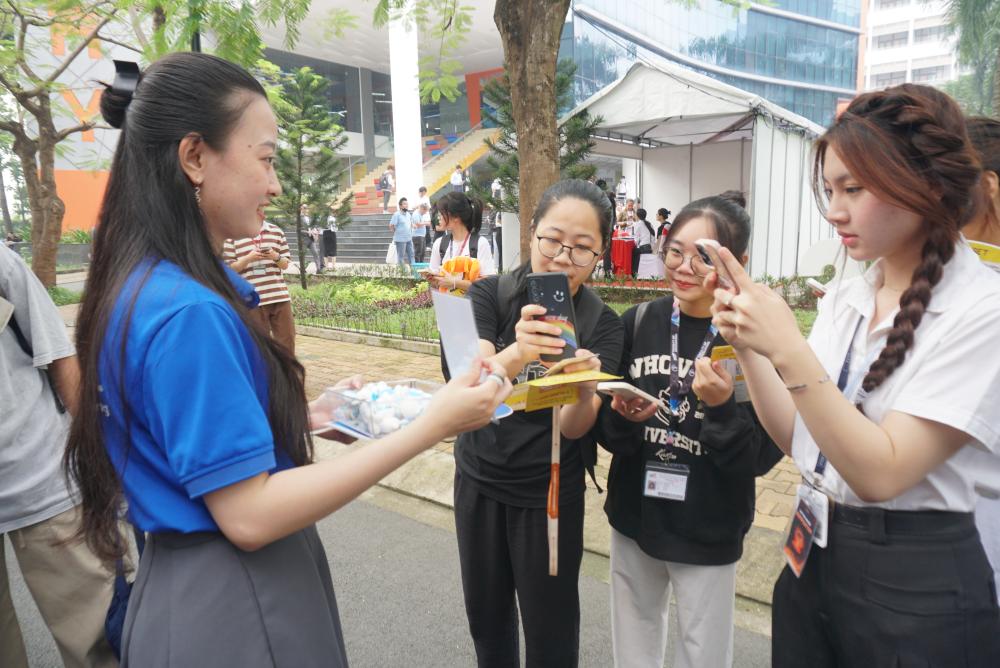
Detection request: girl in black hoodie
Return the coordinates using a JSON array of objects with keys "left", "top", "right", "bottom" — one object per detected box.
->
[{"left": 597, "top": 192, "right": 781, "bottom": 668}]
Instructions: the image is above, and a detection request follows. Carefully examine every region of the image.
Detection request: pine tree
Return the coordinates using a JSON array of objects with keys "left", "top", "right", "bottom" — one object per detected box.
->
[
  {"left": 270, "top": 66, "right": 353, "bottom": 289},
  {"left": 469, "top": 59, "right": 601, "bottom": 216}
]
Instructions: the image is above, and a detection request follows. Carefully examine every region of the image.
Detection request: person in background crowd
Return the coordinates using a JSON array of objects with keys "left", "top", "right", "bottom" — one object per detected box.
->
[
  {"left": 452, "top": 179, "right": 623, "bottom": 667},
  {"left": 1, "top": 246, "right": 117, "bottom": 668},
  {"left": 617, "top": 176, "right": 628, "bottom": 208},
  {"left": 416, "top": 185, "right": 431, "bottom": 211},
  {"left": 323, "top": 210, "right": 338, "bottom": 270},
  {"left": 65, "top": 52, "right": 512, "bottom": 668},
  {"left": 224, "top": 220, "right": 295, "bottom": 355},
  {"left": 597, "top": 179, "right": 616, "bottom": 276},
  {"left": 302, "top": 205, "right": 323, "bottom": 275},
  {"left": 617, "top": 198, "right": 637, "bottom": 223},
  {"left": 964, "top": 115, "right": 1000, "bottom": 597},
  {"left": 380, "top": 166, "right": 395, "bottom": 213},
  {"left": 597, "top": 193, "right": 781, "bottom": 668},
  {"left": 451, "top": 164, "right": 465, "bottom": 193},
  {"left": 428, "top": 192, "right": 495, "bottom": 294},
  {"left": 389, "top": 197, "right": 414, "bottom": 268},
  {"left": 413, "top": 202, "right": 430, "bottom": 264},
  {"left": 655, "top": 208, "right": 673, "bottom": 263},
  {"left": 631, "top": 207, "right": 655, "bottom": 278},
  {"left": 491, "top": 177, "right": 502, "bottom": 202},
  {"left": 713, "top": 84, "right": 1000, "bottom": 666}
]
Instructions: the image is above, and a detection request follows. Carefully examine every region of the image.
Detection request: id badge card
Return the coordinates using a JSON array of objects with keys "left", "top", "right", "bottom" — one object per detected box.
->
[
  {"left": 643, "top": 462, "right": 689, "bottom": 501},
  {"left": 796, "top": 483, "right": 829, "bottom": 548},
  {"left": 783, "top": 500, "right": 817, "bottom": 578}
]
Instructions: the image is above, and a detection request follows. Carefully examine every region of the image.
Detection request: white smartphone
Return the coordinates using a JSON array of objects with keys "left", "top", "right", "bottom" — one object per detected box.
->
[
  {"left": 694, "top": 238, "right": 737, "bottom": 292},
  {"left": 597, "top": 381, "right": 664, "bottom": 408},
  {"left": 805, "top": 277, "right": 828, "bottom": 297}
]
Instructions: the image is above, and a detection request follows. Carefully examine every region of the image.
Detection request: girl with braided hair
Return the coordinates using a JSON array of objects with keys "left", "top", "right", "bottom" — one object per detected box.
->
[{"left": 709, "top": 84, "right": 1000, "bottom": 665}]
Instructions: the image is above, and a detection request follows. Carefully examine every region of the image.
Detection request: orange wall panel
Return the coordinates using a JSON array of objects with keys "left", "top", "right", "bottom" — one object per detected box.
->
[{"left": 55, "top": 170, "right": 108, "bottom": 231}]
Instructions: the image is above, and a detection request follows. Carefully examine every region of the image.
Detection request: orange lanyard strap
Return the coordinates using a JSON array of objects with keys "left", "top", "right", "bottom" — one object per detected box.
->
[{"left": 548, "top": 408, "right": 561, "bottom": 576}]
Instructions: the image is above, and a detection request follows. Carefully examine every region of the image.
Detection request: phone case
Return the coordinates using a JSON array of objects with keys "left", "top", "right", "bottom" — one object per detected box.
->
[{"left": 527, "top": 272, "right": 578, "bottom": 365}]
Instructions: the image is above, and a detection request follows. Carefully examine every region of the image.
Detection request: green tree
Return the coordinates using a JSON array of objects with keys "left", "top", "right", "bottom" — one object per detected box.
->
[
  {"left": 940, "top": 70, "right": 996, "bottom": 116},
  {"left": 469, "top": 59, "right": 601, "bottom": 217},
  {"left": 270, "top": 66, "right": 352, "bottom": 290},
  {"left": 946, "top": 0, "right": 1000, "bottom": 116},
  {"left": 0, "top": 0, "right": 310, "bottom": 286}
]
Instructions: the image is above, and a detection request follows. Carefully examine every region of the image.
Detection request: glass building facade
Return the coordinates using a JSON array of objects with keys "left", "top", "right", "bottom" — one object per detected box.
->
[{"left": 562, "top": 0, "right": 861, "bottom": 127}]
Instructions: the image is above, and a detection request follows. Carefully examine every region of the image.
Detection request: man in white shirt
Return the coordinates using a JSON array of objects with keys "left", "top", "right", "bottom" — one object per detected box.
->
[
  {"left": 450, "top": 165, "right": 464, "bottom": 193},
  {"left": 413, "top": 203, "right": 431, "bottom": 263}
]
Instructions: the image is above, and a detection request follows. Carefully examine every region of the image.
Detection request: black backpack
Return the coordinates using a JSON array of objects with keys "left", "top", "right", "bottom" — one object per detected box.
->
[
  {"left": 379, "top": 173, "right": 389, "bottom": 190},
  {"left": 440, "top": 232, "right": 479, "bottom": 259}
]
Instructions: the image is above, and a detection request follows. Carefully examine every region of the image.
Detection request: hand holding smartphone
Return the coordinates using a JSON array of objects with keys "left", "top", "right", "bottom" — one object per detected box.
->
[
  {"left": 527, "top": 272, "right": 578, "bottom": 364},
  {"left": 694, "top": 238, "right": 738, "bottom": 293}
]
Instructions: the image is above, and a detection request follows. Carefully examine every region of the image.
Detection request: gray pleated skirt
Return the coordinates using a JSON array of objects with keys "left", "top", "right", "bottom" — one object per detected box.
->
[{"left": 121, "top": 525, "right": 348, "bottom": 667}]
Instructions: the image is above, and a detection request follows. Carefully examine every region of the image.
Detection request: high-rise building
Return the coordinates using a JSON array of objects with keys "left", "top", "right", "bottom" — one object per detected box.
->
[
  {"left": 863, "top": 0, "right": 959, "bottom": 91},
  {"left": 562, "top": 0, "right": 862, "bottom": 127}
]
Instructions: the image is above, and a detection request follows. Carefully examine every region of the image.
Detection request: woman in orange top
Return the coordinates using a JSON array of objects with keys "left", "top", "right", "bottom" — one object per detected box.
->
[{"left": 428, "top": 191, "right": 496, "bottom": 294}]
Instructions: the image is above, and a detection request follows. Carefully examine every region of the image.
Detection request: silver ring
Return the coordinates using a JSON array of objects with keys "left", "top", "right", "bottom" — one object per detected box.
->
[{"left": 486, "top": 372, "right": 506, "bottom": 387}]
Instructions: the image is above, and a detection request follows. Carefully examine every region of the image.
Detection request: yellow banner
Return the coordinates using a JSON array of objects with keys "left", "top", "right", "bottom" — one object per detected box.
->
[{"left": 504, "top": 370, "right": 620, "bottom": 412}]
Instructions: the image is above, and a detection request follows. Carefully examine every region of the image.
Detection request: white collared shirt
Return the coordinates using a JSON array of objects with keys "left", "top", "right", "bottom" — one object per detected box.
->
[{"left": 791, "top": 241, "right": 1000, "bottom": 512}]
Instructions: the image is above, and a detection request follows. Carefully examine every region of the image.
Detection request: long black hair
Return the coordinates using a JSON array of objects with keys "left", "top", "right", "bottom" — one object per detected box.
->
[
  {"left": 66, "top": 53, "right": 312, "bottom": 562},
  {"left": 436, "top": 191, "right": 484, "bottom": 236}
]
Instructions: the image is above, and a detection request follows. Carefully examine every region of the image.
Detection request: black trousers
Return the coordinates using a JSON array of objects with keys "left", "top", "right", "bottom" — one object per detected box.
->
[
  {"left": 772, "top": 506, "right": 1000, "bottom": 668},
  {"left": 454, "top": 470, "right": 584, "bottom": 668}
]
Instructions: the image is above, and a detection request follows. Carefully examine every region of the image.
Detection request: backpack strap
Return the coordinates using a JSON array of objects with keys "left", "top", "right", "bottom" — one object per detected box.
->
[{"left": 0, "top": 288, "right": 67, "bottom": 414}]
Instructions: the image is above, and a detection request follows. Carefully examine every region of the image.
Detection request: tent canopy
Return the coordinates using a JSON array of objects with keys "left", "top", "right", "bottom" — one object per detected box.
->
[{"left": 562, "top": 60, "right": 825, "bottom": 145}]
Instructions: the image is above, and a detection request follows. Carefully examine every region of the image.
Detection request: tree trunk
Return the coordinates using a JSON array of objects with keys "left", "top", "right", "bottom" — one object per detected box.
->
[
  {"left": 0, "top": 168, "right": 13, "bottom": 237},
  {"left": 495, "top": 0, "right": 572, "bottom": 262},
  {"left": 993, "top": 45, "right": 1000, "bottom": 119},
  {"left": 28, "top": 97, "right": 66, "bottom": 288}
]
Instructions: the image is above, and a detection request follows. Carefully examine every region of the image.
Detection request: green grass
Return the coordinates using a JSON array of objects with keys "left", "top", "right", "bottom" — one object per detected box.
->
[{"left": 47, "top": 286, "right": 82, "bottom": 306}]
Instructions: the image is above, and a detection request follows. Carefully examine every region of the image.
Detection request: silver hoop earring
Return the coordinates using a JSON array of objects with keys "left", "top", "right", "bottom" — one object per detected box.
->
[{"left": 194, "top": 185, "right": 202, "bottom": 204}]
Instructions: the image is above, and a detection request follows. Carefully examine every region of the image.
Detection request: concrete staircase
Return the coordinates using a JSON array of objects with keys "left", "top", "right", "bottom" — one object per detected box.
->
[
  {"left": 337, "top": 127, "right": 500, "bottom": 217},
  {"left": 331, "top": 213, "right": 395, "bottom": 264},
  {"left": 422, "top": 127, "right": 498, "bottom": 198}
]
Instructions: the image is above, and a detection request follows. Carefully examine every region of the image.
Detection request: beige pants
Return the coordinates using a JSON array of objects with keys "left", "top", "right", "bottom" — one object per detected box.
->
[
  {"left": 610, "top": 528, "right": 736, "bottom": 668},
  {"left": 0, "top": 506, "right": 118, "bottom": 668}
]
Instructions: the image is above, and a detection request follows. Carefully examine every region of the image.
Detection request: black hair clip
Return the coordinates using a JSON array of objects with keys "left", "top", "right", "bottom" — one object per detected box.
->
[{"left": 111, "top": 60, "right": 141, "bottom": 100}]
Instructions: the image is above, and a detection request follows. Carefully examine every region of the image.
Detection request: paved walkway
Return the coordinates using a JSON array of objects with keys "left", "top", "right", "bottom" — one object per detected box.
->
[
  {"left": 57, "top": 303, "right": 796, "bottom": 605},
  {"left": 297, "top": 332, "right": 796, "bottom": 605}
]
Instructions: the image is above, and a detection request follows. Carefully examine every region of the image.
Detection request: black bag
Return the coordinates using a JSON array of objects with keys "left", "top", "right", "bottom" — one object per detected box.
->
[{"left": 378, "top": 173, "right": 389, "bottom": 190}]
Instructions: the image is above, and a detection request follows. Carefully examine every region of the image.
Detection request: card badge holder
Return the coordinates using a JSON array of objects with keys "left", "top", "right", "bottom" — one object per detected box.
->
[
  {"left": 783, "top": 500, "right": 817, "bottom": 578},
  {"left": 796, "top": 482, "right": 829, "bottom": 548},
  {"left": 643, "top": 462, "right": 689, "bottom": 501}
]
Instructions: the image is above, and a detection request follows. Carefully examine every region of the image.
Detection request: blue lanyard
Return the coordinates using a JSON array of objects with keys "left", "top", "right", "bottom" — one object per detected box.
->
[
  {"left": 668, "top": 301, "right": 718, "bottom": 415},
  {"left": 814, "top": 318, "right": 864, "bottom": 476}
]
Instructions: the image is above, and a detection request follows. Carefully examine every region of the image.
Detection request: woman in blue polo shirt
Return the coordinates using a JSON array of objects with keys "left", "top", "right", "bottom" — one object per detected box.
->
[{"left": 64, "top": 53, "right": 510, "bottom": 667}]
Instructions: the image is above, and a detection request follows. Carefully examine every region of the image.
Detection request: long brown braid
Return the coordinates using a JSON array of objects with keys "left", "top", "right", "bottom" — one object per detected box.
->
[{"left": 811, "top": 84, "right": 981, "bottom": 395}]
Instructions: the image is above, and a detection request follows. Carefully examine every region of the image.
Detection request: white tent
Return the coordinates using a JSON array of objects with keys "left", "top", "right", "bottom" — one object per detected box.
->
[{"left": 563, "top": 61, "right": 837, "bottom": 278}]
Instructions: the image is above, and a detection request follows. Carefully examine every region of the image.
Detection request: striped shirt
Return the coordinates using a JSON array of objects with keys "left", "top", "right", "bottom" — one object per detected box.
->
[{"left": 223, "top": 221, "right": 291, "bottom": 306}]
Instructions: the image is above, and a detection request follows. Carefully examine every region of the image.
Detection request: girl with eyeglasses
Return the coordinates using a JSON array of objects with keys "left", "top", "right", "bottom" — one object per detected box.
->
[
  {"left": 450, "top": 179, "right": 624, "bottom": 667},
  {"left": 595, "top": 192, "right": 781, "bottom": 668}
]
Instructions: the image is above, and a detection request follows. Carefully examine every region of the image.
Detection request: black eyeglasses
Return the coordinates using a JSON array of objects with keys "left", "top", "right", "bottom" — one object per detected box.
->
[{"left": 535, "top": 235, "right": 601, "bottom": 267}]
